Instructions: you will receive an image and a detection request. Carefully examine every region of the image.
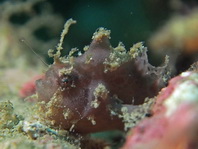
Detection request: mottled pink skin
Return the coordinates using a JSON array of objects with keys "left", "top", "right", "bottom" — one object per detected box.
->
[
  {"left": 122, "top": 72, "right": 198, "bottom": 149},
  {"left": 123, "top": 114, "right": 167, "bottom": 148},
  {"left": 122, "top": 103, "right": 198, "bottom": 149},
  {"left": 152, "top": 75, "right": 183, "bottom": 114},
  {"left": 35, "top": 35, "right": 166, "bottom": 133}
]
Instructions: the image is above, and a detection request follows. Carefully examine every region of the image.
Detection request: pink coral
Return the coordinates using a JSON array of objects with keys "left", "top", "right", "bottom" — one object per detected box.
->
[
  {"left": 19, "top": 75, "right": 43, "bottom": 98},
  {"left": 122, "top": 71, "right": 198, "bottom": 149}
]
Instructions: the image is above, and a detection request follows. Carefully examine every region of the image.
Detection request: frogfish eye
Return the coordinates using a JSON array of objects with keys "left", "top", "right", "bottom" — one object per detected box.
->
[
  {"left": 61, "top": 76, "right": 71, "bottom": 84},
  {"left": 60, "top": 74, "right": 76, "bottom": 89}
]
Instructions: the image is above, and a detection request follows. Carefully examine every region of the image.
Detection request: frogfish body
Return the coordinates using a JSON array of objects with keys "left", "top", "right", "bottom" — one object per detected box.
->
[{"left": 35, "top": 19, "right": 169, "bottom": 134}]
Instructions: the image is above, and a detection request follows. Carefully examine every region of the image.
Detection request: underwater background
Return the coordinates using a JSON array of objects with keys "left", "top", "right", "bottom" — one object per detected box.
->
[{"left": 0, "top": 0, "right": 198, "bottom": 149}]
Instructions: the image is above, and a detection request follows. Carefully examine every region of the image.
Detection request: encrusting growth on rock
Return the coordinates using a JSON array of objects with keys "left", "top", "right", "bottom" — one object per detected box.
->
[{"left": 35, "top": 19, "right": 169, "bottom": 134}]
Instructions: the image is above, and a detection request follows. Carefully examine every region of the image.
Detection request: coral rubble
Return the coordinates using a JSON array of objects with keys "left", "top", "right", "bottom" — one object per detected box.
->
[
  {"left": 0, "top": 0, "right": 63, "bottom": 97},
  {"left": 149, "top": 8, "right": 198, "bottom": 73},
  {"left": 149, "top": 9, "right": 198, "bottom": 55},
  {"left": 0, "top": 0, "right": 63, "bottom": 68}
]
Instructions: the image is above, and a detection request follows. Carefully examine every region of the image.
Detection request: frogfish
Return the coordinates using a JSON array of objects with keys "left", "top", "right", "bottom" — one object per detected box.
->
[{"left": 35, "top": 19, "right": 169, "bottom": 134}]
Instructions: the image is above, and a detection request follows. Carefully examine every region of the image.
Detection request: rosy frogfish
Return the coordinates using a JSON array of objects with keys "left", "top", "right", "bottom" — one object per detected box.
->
[{"left": 35, "top": 19, "right": 169, "bottom": 134}]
